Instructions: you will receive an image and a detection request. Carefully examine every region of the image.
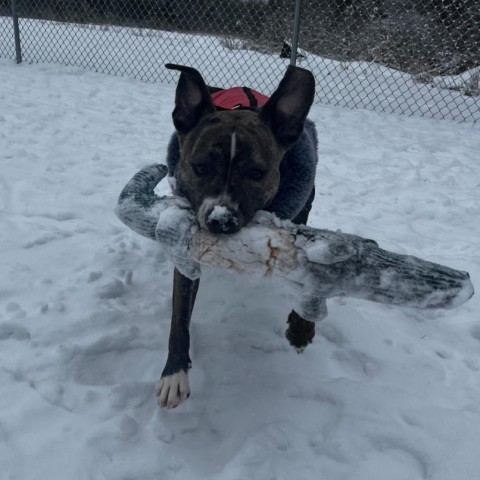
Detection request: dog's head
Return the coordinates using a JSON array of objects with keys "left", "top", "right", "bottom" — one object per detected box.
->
[{"left": 167, "top": 64, "right": 315, "bottom": 234}]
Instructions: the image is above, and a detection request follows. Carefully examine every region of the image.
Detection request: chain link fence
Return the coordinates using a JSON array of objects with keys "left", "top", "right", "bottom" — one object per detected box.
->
[{"left": 1, "top": 0, "right": 479, "bottom": 122}]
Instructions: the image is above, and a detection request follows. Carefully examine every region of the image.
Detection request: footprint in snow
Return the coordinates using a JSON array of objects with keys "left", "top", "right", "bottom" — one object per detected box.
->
[
  {"left": 22, "top": 230, "right": 74, "bottom": 249},
  {"left": 333, "top": 348, "right": 380, "bottom": 377},
  {"left": 63, "top": 328, "right": 158, "bottom": 387},
  {"left": 470, "top": 325, "right": 480, "bottom": 342},
  {"left": 463, "top": 357, "right": 479, "bottom": 372},
  {"left": 0, "top": 322, "right": 31, "bottom": 341},
  {"left": 96, "top": 279, "right": 127, "bottom": 299},
  {"left": 361, "top": 437, "right": 429, "bottom": 479},
  {"left": 5, "top": 302, "right": 27, "bottom": 319},
  {"left": 24, "top": 211, "right": 78, "bottom": 221},
  {"left": 317, "top": 323, "right": 346, "bottom": 346}
]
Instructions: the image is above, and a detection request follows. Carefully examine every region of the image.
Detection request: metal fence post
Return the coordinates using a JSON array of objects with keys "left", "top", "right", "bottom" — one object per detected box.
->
[
  {"left": 290, "top": 0, "right": 302, "bottom": 67},
  {"left": 11, "top": 0, "right": 22, "bottom": 64}
]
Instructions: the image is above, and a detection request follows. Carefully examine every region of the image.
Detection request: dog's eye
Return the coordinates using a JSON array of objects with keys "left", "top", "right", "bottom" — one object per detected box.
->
[
  {"left": 248, "top": 169, "right": 266, "bottom": 181},
  {"left": 192, "top": 164, "right": 208, "bottom": 176}
]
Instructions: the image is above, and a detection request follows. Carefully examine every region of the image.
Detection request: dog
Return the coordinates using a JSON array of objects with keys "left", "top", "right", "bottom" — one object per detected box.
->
[{"left": 156, "top": 64, "right": 318, "bottom": 408}]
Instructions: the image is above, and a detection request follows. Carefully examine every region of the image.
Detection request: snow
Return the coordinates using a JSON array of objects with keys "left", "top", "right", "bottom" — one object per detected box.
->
[
  {"left": 1, "top": 58, "right": 480, "bottom": 480},
  {"left": 208, "top": 205, "right": 231, "bottom": 223}
]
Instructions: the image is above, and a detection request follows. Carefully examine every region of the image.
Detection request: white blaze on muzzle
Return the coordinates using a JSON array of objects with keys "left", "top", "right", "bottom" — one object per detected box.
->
[{"left": 198, "top": 130, "right": 242, "bottom": 233}]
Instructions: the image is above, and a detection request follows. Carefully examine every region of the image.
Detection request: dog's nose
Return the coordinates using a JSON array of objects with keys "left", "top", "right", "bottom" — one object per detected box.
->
[{"left": 205, "top": 206, "right": 240, "bottom": 234}]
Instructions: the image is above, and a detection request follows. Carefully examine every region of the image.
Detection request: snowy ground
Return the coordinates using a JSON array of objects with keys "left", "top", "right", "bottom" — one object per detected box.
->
[{"left": 1, "top": 60, "right": 480, "bottom": 480}]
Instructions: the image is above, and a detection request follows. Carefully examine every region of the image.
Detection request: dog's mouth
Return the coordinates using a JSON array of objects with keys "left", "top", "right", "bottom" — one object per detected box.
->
[{"left": 198, "top": 198, "right": 244, "bottom": 234}]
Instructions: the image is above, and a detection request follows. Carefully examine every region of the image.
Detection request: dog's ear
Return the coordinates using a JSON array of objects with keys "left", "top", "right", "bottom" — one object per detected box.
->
[
  {"left": 259, "top": 66, "right": 315, "bottom": 147},
  {"left": 166, "top": 64, "right": 215, "bottom": 134}
]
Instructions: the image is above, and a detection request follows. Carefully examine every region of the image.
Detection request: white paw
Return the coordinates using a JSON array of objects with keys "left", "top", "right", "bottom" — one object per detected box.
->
[
  {"left": 155, "top": 371, "right": 190, "bottom": 409},
  {"left": 294, "top": 345, "right": 306, "bottom": 354}
]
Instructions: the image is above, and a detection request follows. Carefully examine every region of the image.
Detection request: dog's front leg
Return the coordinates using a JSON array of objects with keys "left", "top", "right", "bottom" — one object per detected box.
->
[{"left": 156, "top": 267, "right": 200, "bottom": 409}]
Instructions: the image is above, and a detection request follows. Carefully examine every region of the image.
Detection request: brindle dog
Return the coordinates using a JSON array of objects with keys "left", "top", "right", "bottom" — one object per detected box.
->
[{"left": 156, "top": 64, "right": 316, "bottom": 408}]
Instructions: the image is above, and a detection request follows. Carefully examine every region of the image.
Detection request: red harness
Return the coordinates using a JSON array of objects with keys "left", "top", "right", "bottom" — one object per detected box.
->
[{"left": 211, "top": 87, "right": 269, "bottom": 111}]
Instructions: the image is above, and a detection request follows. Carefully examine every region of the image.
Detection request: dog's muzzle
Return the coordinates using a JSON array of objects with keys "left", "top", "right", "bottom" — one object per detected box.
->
[
  {"left": 199, "top": 196, "right": 244, "bottom": 234},
  {"left": 205, "top": 205, "right": 241, "bottom": 234}
]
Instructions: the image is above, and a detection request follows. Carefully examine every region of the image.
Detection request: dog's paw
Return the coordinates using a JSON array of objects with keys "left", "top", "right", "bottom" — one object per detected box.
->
[
  {"left": 285, "top": 328, "right": 312, "bottom": 354},
  {"left": 155, "top": 371, "right": 190, "bottom": 409},
  {"left": 291, "top": 344, "right": 308, "bottom": 354},
  {"left": 285, "top": 310, "right": 315, "bottom": 353}
]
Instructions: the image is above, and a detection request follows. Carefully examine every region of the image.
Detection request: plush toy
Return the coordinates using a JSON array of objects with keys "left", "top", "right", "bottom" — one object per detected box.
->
[{"left": 116, "top": 164, "right": 474, "bottom": 321}]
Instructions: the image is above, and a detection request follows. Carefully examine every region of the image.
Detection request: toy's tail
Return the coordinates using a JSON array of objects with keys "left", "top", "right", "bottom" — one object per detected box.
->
[{"left": 115, "top": 164, "right": 167, "bottom": 240}]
